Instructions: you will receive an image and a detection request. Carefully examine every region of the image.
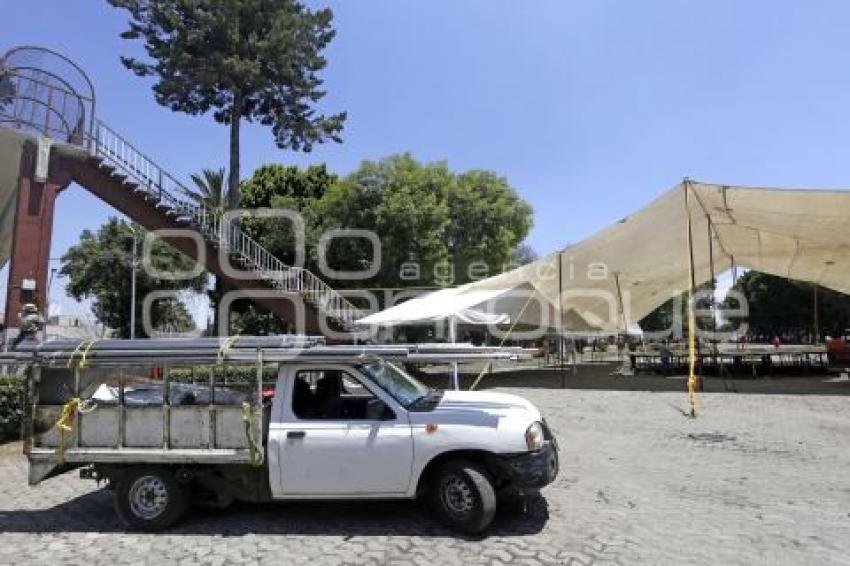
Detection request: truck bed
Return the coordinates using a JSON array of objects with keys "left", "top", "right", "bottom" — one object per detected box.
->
[{"left": 25, "top": 366, "right": 266, "bottom": 484}]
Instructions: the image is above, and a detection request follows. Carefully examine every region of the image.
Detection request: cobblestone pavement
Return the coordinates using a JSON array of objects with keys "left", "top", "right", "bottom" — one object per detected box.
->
[{"left": 2, "top": 386, "right": 850, "bottom": 565}]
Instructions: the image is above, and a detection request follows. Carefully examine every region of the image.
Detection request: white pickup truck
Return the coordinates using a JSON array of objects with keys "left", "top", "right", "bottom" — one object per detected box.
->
[{"left": 14, "top": 338, "right": 559, "bottom": 534}]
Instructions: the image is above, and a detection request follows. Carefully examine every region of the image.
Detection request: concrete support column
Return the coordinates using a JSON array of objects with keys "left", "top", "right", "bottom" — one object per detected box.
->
[{"left": 3, "top": 141, "right": 69, "bottom": 332}]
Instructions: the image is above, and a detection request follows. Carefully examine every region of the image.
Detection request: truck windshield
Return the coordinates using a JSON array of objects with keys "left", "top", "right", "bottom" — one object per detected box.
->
[{"left": 357, "top": 360, "right": 431, "bottom": 408}]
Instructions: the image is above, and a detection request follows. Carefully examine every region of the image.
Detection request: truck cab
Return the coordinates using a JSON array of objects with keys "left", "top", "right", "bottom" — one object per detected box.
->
[{"left": 269, "top": 360, "right": 558, "bottom": 510}]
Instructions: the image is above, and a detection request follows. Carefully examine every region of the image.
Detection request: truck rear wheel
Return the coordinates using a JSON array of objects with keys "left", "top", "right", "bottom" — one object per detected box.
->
[
  {"left": 429, "top": 460, "right": 496, "bottom": 534},
  {"left": 114, "top": 466, "right": 188, "bottom": 531}
]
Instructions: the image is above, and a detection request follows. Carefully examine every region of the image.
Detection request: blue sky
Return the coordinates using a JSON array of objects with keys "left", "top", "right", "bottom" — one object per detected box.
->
[{"left": 4, "top": 0, "right": 850, "bottom": 322}]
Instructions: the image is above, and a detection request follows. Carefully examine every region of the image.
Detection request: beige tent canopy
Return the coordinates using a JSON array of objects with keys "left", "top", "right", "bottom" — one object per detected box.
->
[{"left": 459, "top": 180, "right": 850, "bottom": 333}]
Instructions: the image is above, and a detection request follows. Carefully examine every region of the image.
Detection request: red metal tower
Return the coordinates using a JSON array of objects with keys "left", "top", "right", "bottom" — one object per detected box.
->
[{"left": 0, "top": 46, "right": 93, "bottom": 333}]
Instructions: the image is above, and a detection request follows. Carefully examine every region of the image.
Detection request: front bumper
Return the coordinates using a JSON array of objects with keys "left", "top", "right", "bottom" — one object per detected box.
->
[{"left": 497, "top": 440, "right": 559, "bottom": 489}]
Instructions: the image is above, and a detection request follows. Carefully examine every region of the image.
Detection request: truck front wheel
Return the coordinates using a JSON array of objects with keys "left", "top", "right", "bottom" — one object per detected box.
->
[
  {"left": 429, "top": 460, "right": 497, "bottom": 534},
  {"left": 114, "top": 466, "right": 188, "bottom": 531}
]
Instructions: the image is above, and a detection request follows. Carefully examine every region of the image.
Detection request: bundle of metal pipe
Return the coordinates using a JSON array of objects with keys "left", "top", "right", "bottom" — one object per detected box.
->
[
  {"left": 17, "top": 335, "right": 324, "bottom": 353},
  {"left": 0, "top": 336, "right": 529, "bottom": 367}
]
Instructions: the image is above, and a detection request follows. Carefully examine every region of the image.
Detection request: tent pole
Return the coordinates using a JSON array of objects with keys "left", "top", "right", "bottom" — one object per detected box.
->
[
  {"left": 614, "top": 272, "right": 626, "bottom": 332},
  {"left": 731, "top": 255, "right": 737, "bottom": 285},
  {"left": 449, "top": 315, "right": 459, "bottom": 390},
  {"left": 684, "top": 179, "right": 699, "bottom": 416},
  {"left": 614, "top": 272, "right": 626, "bottom": 363},
  {"left": 708, "top": 217, "right": 716, "bottom": 327},
  {"left": 558, "top": 251, "right": 566, "bottom": 388},
  {"left": 708, "top": 216, "right": 717, "bottom": 379}
]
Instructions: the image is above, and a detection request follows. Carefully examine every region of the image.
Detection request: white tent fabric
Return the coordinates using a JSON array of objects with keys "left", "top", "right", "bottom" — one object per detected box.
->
[
  {"left": 459, "top": 180, "right": 850, "bottom": 332},
  {"left": 357, "top": 287, "right": 513, "bottom": 325}
]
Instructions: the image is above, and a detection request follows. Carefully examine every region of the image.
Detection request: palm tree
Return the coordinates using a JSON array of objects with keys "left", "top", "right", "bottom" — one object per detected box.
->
[
  {"left": 186, "top": 168, "right": 230, "bottom": 336},
  {"left": 188, "top": 167, "right": 227, "bottom": 211}
]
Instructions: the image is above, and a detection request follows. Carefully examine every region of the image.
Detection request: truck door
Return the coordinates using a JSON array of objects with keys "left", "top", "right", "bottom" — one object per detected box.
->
[{"left": 269, "top": 365, "right": 414, "bottom": 497}]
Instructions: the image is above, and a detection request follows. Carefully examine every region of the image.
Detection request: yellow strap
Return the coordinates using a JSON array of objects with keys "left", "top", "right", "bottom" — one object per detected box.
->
[
  {"left": 55, "top": 397, "right": 81, "bottom": 463},
  {"left": 469, "top": 291, "right": 537, "bottom": 391},
  {"left": 241, "top": 402, "right": 264, "bottom": 467},
  {"left": 78, "top": 339, "right": 100, "bottom": 368},
  {"left": 54, "top": 397, "right": 98, "bottom": 463},
  {"left": 65, "top": 340, "right": 92, "bottom": 368},
  {"left": 687, "top": 306, "right": 698, "bottom": 417},
  {"left": 217, "top": 335, "right": 241, "bottom": 365},
  {"left": 56, "top": 398, "right": 80, "bottom": 432}
]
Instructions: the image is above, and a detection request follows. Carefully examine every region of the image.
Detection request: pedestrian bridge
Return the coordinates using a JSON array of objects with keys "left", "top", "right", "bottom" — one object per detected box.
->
[{"left": 0, "top": 46, "right": 362, "bottom": 335}]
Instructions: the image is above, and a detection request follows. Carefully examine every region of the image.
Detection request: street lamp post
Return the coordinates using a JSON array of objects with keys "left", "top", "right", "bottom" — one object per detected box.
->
[{"left": 128, "top": 224, "right": 139, "bottom": 340}]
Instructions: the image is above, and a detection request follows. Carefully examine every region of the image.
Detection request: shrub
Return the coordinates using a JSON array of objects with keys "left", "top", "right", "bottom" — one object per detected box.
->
[{"left": 0, "top": 374, "right": 25, "bottom": 443}]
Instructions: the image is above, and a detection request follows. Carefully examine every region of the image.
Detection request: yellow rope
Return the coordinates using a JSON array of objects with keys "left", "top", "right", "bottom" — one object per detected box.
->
[
  {"left": 241, "top": 402, "right": 264, "bottom": 467},
  {"left": 469, "top": 291, "right": 537, "bottom": 391}
]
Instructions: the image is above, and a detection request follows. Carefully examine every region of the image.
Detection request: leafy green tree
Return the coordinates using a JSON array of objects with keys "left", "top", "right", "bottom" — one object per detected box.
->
[
  {"left": 154, "top": 299, "right": 198, "bottom": 335},
  {"left": 239, "top": 163, "right": 337, "bottom": 267},
  {"left": 60, "top": 218, "right": 207, "bottom": 338},
  {"left": 226, "top": 163, "right": 336, "bottom": 333},
  {"left": 640, "top": 283, "right": 716, "bottom": 337},
  {"left": 318, "top": 155, "right": 452, "bottom": 292},
  {"left": 109, "top": 0, "right": 346, "bottom": 208},
  {"left": 447, "top": 170, "right": 534, "bottom": 278},
  {"left": 0, "top": 374, "right": 25, "bottom": 442},
  {"left": 727, "top": 271, "right": 850, "bottom": 340},
  {"left": 238, "top": 155, "right": 533, "bottom": 302},
  {"left": 319, "top": 155, "right": 533, "bottom": 291}
]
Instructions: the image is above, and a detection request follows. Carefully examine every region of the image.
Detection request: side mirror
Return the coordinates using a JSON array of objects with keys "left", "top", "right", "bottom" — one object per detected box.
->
[{"left": 366, "top": 398, "right": 394, "bottom": 420}]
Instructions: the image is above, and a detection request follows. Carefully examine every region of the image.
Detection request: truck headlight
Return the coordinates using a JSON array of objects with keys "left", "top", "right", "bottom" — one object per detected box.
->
[{"left": 525, "top": 421, "right": 544, "bottom": 452}]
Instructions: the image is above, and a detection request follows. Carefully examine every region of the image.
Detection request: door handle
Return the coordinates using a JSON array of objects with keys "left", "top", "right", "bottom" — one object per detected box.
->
[{"left": 287, "top": 430, "right": 306, "bottom": 439}]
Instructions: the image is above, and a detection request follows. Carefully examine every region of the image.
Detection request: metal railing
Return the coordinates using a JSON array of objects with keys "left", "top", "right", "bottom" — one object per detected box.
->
[
  {"left": 90, "top": 120, "right": 364, "bottom": 326},
  {"left": 0, "top": 69, "right": 90, "bottom": 144}
]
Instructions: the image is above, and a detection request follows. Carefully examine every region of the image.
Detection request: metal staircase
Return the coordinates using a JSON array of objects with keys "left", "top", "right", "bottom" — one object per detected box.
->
[
  {"left": 0, "top": 46, "right": 364, "bottom": 330},
  {"left": 89, "top": 121, "right": 364, "bottom": 327}
]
